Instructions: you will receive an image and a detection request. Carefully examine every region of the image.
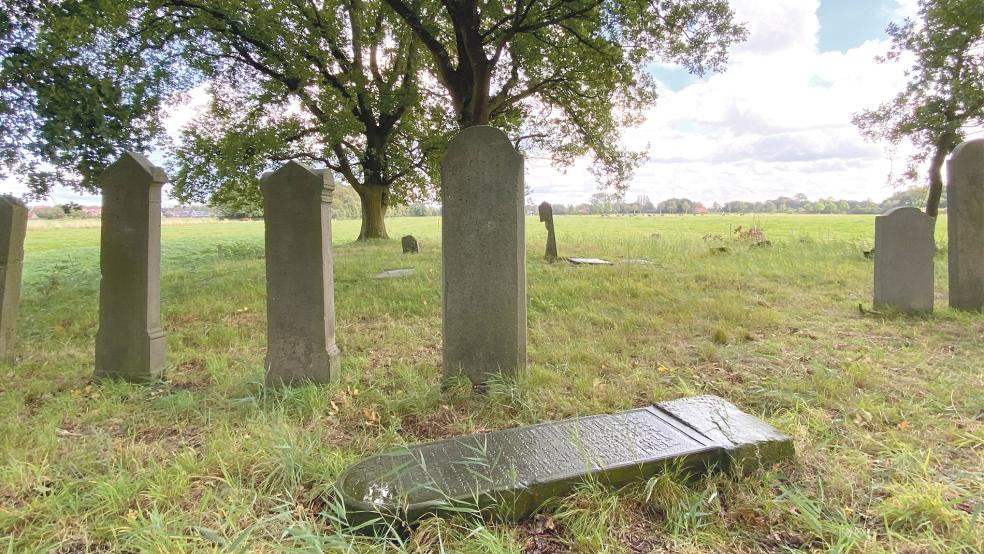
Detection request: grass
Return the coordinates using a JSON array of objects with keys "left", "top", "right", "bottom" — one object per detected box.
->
[{"left": 2, "top": 213, "right": 981, "bottom": 553}]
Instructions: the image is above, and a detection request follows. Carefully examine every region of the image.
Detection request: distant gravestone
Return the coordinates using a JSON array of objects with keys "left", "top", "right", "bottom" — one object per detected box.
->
[
  {"left": 402, "top": 235, "right": 419, "bottom": 254},
  {"left": 873, "top": 207, "right": 936, "bottom": 313},
  {"left": 568, "top": 257, "right": 612, "bottom": 265},
  {"left": 94, "top": 153, "right": 166, "bottom": 382},
  {"left": 262, "top": 162, "right": 341, "bottom": 385},
  {"left": 336, "top": 395, "right": 793, "bottom": 527},
  {"left": 538, "top": 201, "right": 558, "bottom": 261},
  {"left": 441, "top": 126, "right": 526, "bottom": 386},
  {"left": 0, "top": 196, "right": 28, "bottom": 363},
  {"left": 947, "top": 139, "right": 984, "bottom": 311},
  {"left": 375, "top": 268, "right": 416, "bottom": 279}
]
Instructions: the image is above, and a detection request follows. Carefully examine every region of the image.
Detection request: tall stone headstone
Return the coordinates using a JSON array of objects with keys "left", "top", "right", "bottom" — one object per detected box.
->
[
  {"left": 0, "top": 196, "right": 28, "bottom": 363},
  {"left": 441, "top": 126, "right": 526, "bottom": 386},
  {"left": 947, "top": 139, "right": 984, "bottom": 311},
  {"left": 262, "top": 162, "right": 341, "bottom": 385},
  {"left": 538, "top": 201, "right": 558, "bottom": 261},
  {"left": 94, "top": 153, "right": 166, "bottom": 381},
  {"left": 873, "top": 207, "right": 936, "bottom": 313}
]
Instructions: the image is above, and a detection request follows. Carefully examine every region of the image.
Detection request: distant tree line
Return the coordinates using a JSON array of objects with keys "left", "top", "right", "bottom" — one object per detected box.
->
[{"left": 543, "top": 187, "right": 946, "bottom": 216}]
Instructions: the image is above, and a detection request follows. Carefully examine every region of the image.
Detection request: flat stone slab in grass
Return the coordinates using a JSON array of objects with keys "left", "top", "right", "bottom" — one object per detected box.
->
[
  {"left": 336, "top": 395, "right": 792, "bottom": 527},
  {"left": 374, "top": 268, "right": 416, "bottom": 279},
  {"left": 568, "top": 257, "right": 612, "bottom": 265},
  {"left": 622, "top": 259, "right": 655, "bottom": 265}
]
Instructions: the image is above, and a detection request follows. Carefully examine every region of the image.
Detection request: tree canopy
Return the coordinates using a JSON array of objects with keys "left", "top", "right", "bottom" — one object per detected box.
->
[{"left": 854, "top": 0, "right": 984, "bottom": 217}]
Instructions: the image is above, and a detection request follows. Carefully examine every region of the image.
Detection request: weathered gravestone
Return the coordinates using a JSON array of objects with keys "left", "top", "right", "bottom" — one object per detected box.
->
[
  {"left": 336, "top": 395, "right": 793, "bottom": 527},
  {"left": 94, "top": 153, "right": 166, "bottom": 381},
  {"left": 873, "top": 207, "right": 936, "bottom": 313},
  {"left": 947, "top": 139, "right": 984, "bottom": 311},
  {"left": 375, "top": 268, "right": 416, "bottom": 279},
  {"left": 402, "top": 235, "right": 419, "bottom": 254},
  {"left": 262, "top": 162, "right": 341, "bottom": 385},
  {"left": 538, "top": 201, "right": 558, "bottom": 261},
  {"left": 0, "top": 196, "right": 28, "bottom": 363},
  {"left": 568, "top": 257, "right": 612, "bottom": 265},
  {"left": 441, "top": 126, "right": 526, "bottom": 386}
]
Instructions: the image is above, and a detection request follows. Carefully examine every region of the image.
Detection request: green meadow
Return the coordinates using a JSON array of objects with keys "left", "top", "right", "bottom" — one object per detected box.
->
[{"left": 2, "top": 214, "right": 981, "bottom": 553}]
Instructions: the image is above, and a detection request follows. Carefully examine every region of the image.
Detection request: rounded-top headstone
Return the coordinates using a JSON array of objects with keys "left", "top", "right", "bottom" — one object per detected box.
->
[{"left": 947, "top": 139, "right": 984, "bottom": 311}]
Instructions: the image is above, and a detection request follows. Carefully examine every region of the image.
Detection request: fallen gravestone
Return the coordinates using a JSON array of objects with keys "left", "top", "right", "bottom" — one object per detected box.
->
[
  {"left": 874, "top": 207, "right": 935, "bottom": 313},
  {"left": 375, "top": 268, "right": 416, "bottom": 279},
  {"left": 94, "top": 153, "right": 166, "bottom": 382},
  {"left": 622, "top": 259, "right": 655, "bottom": 265},
  {"left": 947, "top": 139, "right": 984, "bottom": 311},
  {"left": 538, "top": 201, "right": 558, "bottom": 261},
  {"left": 568, "top": 257, "right": 612, "bottom": 265},
  {"left": 402, "top": 235, "right": 419, "bottom": 254},
  {"left": 336, "top": 395, "right": 793, "bottom": 528},
  {"left": 0, "top": 195, "right": 28, "bottom": 363}
]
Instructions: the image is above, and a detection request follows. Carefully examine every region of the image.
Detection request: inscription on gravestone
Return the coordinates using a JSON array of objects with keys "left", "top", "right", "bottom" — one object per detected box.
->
[
  {"left": 0, "top": 196, "right": 28, "bottom": 363},
  {"left": 538, "top": 201, "right": 558, "bottom": 261},
  {"left": 336, "top": 395, "right": 793, "bottom": 526}
]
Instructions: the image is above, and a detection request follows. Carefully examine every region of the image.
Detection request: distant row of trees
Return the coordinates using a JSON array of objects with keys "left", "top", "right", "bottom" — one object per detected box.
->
[{"left": 542, "top": 187, "right": 946, "bottom": 216}]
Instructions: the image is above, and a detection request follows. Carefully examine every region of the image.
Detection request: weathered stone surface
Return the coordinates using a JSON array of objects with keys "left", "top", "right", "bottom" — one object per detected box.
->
[
  {"left": 0, "top": 196, "right": 28, "bottom": 363},
  {"left": 568, "top": 258, "right": 612, "bottom": 265},
  {"left": 947, "top": 139, "right": 984, "bottom": 311},
  {"left": 538, "top": 201, "right": 558, "bottom": 261},
  {"left": 262, "top": 162, "right": 341, "bottom": 385},
  {"left": 873, "top": 207, "right": 936, "bottom": 313},
  {"left": 94, "top": 153, "right": 166, "bottom": 382},
  {"left": 441, "top": 126, "right": 526, "bottom": 386},
  {"left": 375, "top": 268, "right": 416, "bottom": 279},
  {"left": 336, "top": 395, "right": 793, "bottom": 527},
  {"left": 402, "top": 235, "right": 419, "bottom": 254}
]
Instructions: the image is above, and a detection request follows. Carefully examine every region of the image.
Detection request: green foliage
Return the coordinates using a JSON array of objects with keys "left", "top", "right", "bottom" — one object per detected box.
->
[
  {"left": 32, "top": 206, "right": 66, "bottom": 219},
  {"left": 854, "top": 0, "right": 984, "bottom": 214}
]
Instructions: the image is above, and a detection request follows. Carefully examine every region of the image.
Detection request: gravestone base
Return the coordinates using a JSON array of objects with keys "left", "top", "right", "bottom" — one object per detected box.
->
[
  {"left": 94, "top": 330, "right": 166, "bottom": 382},
  {"left": 335, "top": 395, "right": 792, "bottom": 529},
  {"left": 265, "top": 343, "right": 341, "bottom": 386}
]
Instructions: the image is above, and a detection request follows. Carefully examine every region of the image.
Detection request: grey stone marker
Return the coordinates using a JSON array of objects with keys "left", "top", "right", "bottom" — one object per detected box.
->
[
  {"left": 262, "top": 161, "right": 341, "bottom": 385},
  {"left": 538, "top": 201, "right": 558, "bottom": 261},
  {"left": 568, "top": 257, "right": 612, "bottom": 265},
  {"left": 441, "top": 126, "right": 526, "bottom": 386},
  {"left": 336, "top": 395, "right": 793, "bottom": 527},
  {"left": 0, "top": 196, "right": 28, "bottom": 363},
  {"left": 947, "top": 139, "right": 984, "bottom": 311},
  {"left": 375, "top": 268, "right": 416, "bottom": 279},
  {"left": 402, "top": 235, "right": 419, "bottom": 254},
  {"left": 873, "top": 207, "right": 936, "bottom": 313},
  {"left": 94, "top": 153, "right": 166, "bottom": 382}
]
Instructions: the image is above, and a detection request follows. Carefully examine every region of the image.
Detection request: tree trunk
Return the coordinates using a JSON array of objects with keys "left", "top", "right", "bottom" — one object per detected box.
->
[
  {"left": 356, "top": 185, "right": 389, "bottom": 240},
  {"left": 926, "top": 137, "right": 953, "bottom": 218}
]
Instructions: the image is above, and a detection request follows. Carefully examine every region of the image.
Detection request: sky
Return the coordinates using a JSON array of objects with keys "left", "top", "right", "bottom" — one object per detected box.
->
[{"left": 4, "top": 0, "right": 923, "bottom": 207}]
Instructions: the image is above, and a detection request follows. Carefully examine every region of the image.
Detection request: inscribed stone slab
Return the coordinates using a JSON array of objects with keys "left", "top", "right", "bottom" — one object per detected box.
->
[
  {"left": 0, "top": 196, "right": 28, "bottom": 363},
  {"left": 336, "top": 395, "right": 793, "bottom": 527},
  {"left": 94, "top": 153, "right": 166, "bottom": 382},
  {"left": 873, "top": 207, "right": 935, "bottom": 313},
  {"left": 441, "top": 126, "right": 526, "bottom": 386},
  {"left": 947, "top": 139, "right": 984, "bottom": 311}
]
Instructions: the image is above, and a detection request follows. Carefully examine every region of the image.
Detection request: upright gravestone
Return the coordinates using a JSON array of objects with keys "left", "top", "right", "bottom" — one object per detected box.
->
[
  {"left": 0, "top": 196, "right": 28, "bottom": 363},
  {"left": 262, "top": 161, "right": 341, "bottom": 385},
  {"left": 442, "top": 126, "right": 526, "bottom": 386},
  {"left": 538, "top": 201, "right": 558, "bottom": 261},
  {"left": 94, "top": 153, "right": 166, "bottom": 381},
  {"left": 947, "top": 139, "right": 984, "bottom": 311},
  {"left": 874, "top": 207, "right": 936, "bottom": 313},
  {"left": 402, "top": 235, "right": 419, "bottom": 254}
]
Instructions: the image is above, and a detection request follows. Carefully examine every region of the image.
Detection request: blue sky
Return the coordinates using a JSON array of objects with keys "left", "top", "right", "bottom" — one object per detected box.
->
[{"left": 4, "top": 0, "right": 922, "bottom": 207}]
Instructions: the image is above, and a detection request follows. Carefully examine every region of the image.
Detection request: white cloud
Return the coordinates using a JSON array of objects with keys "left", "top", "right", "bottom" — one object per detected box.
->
[{"left": 528, "top": 2, "right": 915, "bottom": 206}]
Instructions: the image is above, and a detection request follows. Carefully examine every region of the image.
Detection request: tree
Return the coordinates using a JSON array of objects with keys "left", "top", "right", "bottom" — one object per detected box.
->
[
  {"left": 1, "top": 0, "right": 450, "bottom": 240},
  {"left": 384, "top": 0, "right": 746, "bottom": 191},
  {"left": 854, "top": 0, "right": 984, "bottom": 217}
]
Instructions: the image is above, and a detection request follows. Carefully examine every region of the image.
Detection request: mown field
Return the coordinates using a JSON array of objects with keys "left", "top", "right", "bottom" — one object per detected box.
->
[{"left": 2, "top": 214, "right": 981, "bottom": 553}]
